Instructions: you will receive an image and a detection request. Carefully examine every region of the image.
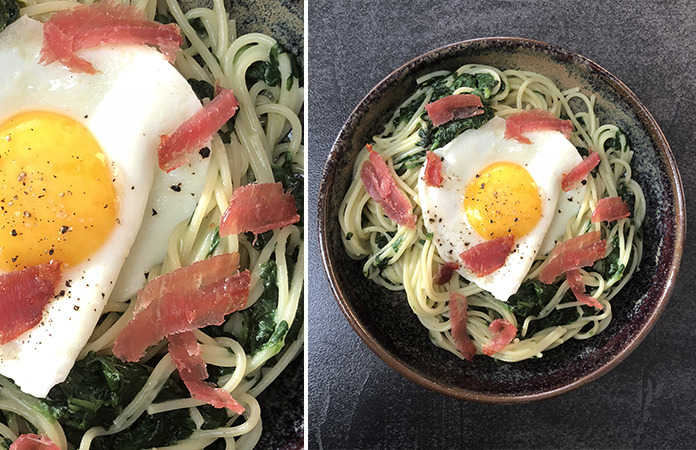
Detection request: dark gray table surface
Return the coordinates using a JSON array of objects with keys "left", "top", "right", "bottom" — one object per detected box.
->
[{"left": 307, "top": 1, "right": 695, "bottom": 448}]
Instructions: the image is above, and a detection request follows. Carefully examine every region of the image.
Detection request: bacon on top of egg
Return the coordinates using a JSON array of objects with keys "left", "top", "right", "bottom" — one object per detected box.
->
[
  {"left": 418, "top": 115, "right": 587, "bottom": 302},
  {"left": 0, "top": 9, "right": 207, "bottom": 397}
]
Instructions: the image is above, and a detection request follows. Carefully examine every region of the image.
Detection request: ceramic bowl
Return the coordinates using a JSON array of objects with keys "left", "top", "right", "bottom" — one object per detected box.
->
[{"left": 318, "top": 37, "right": 685, "bottom": 403}]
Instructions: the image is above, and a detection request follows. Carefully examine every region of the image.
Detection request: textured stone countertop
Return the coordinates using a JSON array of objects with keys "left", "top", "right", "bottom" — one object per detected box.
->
[{"left": 307, "top": 1, "right": 695, "bottom": 448}]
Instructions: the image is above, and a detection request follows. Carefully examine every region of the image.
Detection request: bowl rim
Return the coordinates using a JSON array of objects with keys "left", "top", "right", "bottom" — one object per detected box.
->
[{"left": 318, "top": 36, "right": 686, "bottom": 403}]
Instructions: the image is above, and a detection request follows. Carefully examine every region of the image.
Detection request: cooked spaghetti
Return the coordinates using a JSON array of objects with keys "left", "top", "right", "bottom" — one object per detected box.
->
[
  {"left": 340, "top": 64, "right": 644, "bottom": 363},
  {"left": 0, "top": 0, "right": 303, "bottom": 449}
]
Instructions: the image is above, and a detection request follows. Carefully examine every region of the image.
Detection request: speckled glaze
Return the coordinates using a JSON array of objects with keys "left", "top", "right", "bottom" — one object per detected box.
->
[{"left": 318, "top": 38, "right": 685, "bottom": 403}]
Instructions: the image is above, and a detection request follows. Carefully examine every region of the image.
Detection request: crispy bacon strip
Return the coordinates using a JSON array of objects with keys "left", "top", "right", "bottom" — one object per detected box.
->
[
  {"left": 539, "top": 231, "right": 607, "bottom": 284},
  {"left": 433, "top": 262, "right": 458, "bottom": 285},
  {"left": 113, "top": 266, "right": 249, "bottom": 362},
  {"left": 504, "top": 109, "right": 573, "bottom": 145},
  {"left": 566, "top": 269, "right": 603, "bottom": 309},
  {"left": 591, "top": 196, "right": 631, "bottom": 223},
  {"left": 423, "top": 151, "right": 443, "bottom": 187},
  {"left": 459, "top": 235, "right": 515, "bottom": 277},
  {"left": 360, "top": 145, "right": 416, "bottom": 229},
  {"left": 219, "top": 182, "right": 299, "bottom": 236},
  {"left": 562, "top": 151, "right": 601, "bottom": 192},
  {"left": 9, "top": 434, "right": 60, "bottom": 450},
  {"left": 40, "top": 1, "right": 182, "bottom": 74},
  {"left": 134, "top": 253, "right": 240, "bottom": 314},
  {"left": 158, "top": 88, "right": 239, "bottom": 172},
  {"left": 482, "top": 319, "right": 517, "bottom": 356},
  {"left": 449, "top": 293, "right": 476, "bottom": 361},
  {"left": 425, "top": 94, "right": 483, "bottom": 127},
  {"left": 168, "top": 332, "right": 245, "bottom": 414},
  {"left": 0, "top": 261, "right": 62, "bottom": 345}
]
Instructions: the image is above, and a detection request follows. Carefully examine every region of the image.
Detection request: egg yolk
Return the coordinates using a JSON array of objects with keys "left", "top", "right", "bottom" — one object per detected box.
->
[
  {"left": 0, "top": 111, "right": 118, "bottom": 272},
  {"left": 463, "top": 162, "right": 541, "bottom": 240}
]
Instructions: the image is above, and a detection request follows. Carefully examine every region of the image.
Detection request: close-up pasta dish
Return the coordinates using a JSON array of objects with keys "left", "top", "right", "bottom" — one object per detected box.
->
[
  {"left": 0, "top": 0, "right": 303, "bottom": 448},
  {"left": 340, "top": 63, "right": 644, "bottom": 363}
]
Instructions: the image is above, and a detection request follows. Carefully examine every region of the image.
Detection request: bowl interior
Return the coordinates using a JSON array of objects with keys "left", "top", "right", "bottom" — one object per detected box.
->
[{"left": 318, "top": 38, "right": 685, "bottom": 402}]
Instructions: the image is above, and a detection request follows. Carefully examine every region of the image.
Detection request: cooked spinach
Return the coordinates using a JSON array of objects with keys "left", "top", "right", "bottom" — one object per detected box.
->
[
  {"left": 0, "top": 437, "right": 11, "bottom": 450},
  {"left": 235, "top": 254, "right": 298, "bottom": 357},
  {"left": 0, "top": 0, "right": 18, "bottom": 33},
  {"left": 39, "top": 353, "right": 150, "bottom": 432},
  {"left": 207, "top": 226, "right": 221, "bottom": 258},
  {"left": 506, "top": 280, "right": 593, "bottom": 338},
  {"left": 524, "top": 306, "right": 580, "bottom": 338},
  {"left": 246, "top": 43, "right": 298, "bottom": 90},
  {"left": 272, "top": 151, "right": 304, "bottom": 228},
  {"left": 39, "top": 353, "right": 205, "bottom": 450},
  {"left": 603, "top": 233, "right": 625, "bottom": 284},
  {"left": 392, "top": 94, "right": 426, "bottom": 127},
  {"left": 188, "top": 79, "right": 215, "bottom": 101},
  {"left": 418, "top": 106, "right": 494, "bottom": 150},
  {"left": 506, "top": 280, "right": 557, "bottom": 319},
  {"left": 188, "top": 17, "right": 207, "bottom": 38},
  {"left": 617, "top": 180, "right": 636, "bottom": 218}
]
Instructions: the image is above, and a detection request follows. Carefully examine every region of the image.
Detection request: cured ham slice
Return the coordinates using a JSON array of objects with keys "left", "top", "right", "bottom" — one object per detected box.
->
[
  {"left": 566, "top": 269, "right": 603, "bottom": 309},
  {"left": 158, "top": 88, "right": 239, "bottom": 172},
  {"left": 219, "top": 182, "right": 300, "bottom": 236},
  {"left": 539, "top": 231, "right": 607, "bottom": 284},
  {"left": 113, "top": 268, "right": 249, "bottom": 362},
  {"left": 448, "top": 293, "right": 476, "bottom": 361},
  {"left": 168, "top": 332, "right": 245, "bottom": 414},
  {"left": 423, "top": 151, "right": 443, "bottom": 187},
  {"left": 360, "top": 145, "right": 417, "bottom": 229},
  {"left": 591, "top": 196, "right": 631, "bottom": 223},
  {"left": 481, "top": 319, "right": 517, "bottom": 356},
  {"left": 134, "top": 253, "right": 240, "bottom": 314},
  {"left": 433, "top": 262, "right": 458, "bottom": 285},
  {"left": 562, "top": 151, "right": 601, "bottom": 192},
  {"left": 0, "top": 261, "right": 62, "bottom": 345},
  {"left": 459, "top": 235, "right": 515, "bottom": 277},
  {"left": 504, "top": 109, "right": 573, "bottom": 145},
  {"left": 9, "top": 434, "right": 60, "bottom": 450},
  {"left": 425, "top": 94, "right": 483, "bottom": 127},
  {"left": 40, "top": 1, "right": 182, "bottom": 74}
]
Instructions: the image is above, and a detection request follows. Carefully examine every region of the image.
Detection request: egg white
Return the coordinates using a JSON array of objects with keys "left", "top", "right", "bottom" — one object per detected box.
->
[
  {"left": 0, "top": 16, "right": 205, "bottom": 397},
  {"left": 418, "top": 116, "right": 586, "bottom": 302}
]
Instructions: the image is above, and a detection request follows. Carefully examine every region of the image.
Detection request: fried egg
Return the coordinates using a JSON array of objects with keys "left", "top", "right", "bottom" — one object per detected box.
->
[
  {"left": 418, "top": 116, "right": 587, "bottom": 301},
  {"left": 0, "top": 16, "right": 207, "bottom": 397}
]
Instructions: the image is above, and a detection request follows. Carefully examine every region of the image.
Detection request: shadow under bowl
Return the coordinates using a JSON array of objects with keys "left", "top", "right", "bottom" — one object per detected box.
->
[{"left": 318, "top": 37, "right": 685, "bottom": 403}]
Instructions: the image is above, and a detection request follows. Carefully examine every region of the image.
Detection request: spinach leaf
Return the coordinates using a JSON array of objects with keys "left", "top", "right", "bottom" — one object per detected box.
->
[
  {"left": 188, "top": 17, "right": 207, "bottom": 37},
  {"left": 0, "top": 0, "right": 18, "bottom": 33},
  {"left": 272, "top": 151, "right": 304, "bottom": 228},
  {"left": 0, "top": 437, "right": 11, "bottom": 450},
  {"left": 616, "top": 180, "right": 636, "bottom": 218},
  {"left": 247, "top": 60, "right": 281, "bottom": 87},
  {"left": 392, "top": 94, "right": 426, "bottom": 128},
  {"left": 247, "top": 43, "right": 297, "bottom": 89},
  {"left": 506, "top": 280, "right": 558, "bottom": 319},
  {"left": 418, "top": 106, "right": 494, "bottom": 150},
  {"left": 603, "top": 233, "right": 625, "bottom": 283},
  {"left": 506, "top": 281, "right": 591, "bottom": 338},
  {"left": 39, "top": 353, "right": 150, "bottom": 432},
  {"left": 525, "top": 305, "right": 579, "bottom": 338},
  {"left": 188, "top": 79, "right": 215, "bottom": 101},
  {"left": 473, "top": 72, "right": 498, "bottom": 99},
  {"left": 40, "top": 353, "right": 203, "bottom": 450}
]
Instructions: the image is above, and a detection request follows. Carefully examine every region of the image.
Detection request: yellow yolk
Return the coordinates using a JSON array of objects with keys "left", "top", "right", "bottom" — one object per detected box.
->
[
  {"left": 463, "top": 162, "right": 541, "bottom": 240},
  {"left": 0, "top": 111, "right": 118, "bottom": 271}
]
